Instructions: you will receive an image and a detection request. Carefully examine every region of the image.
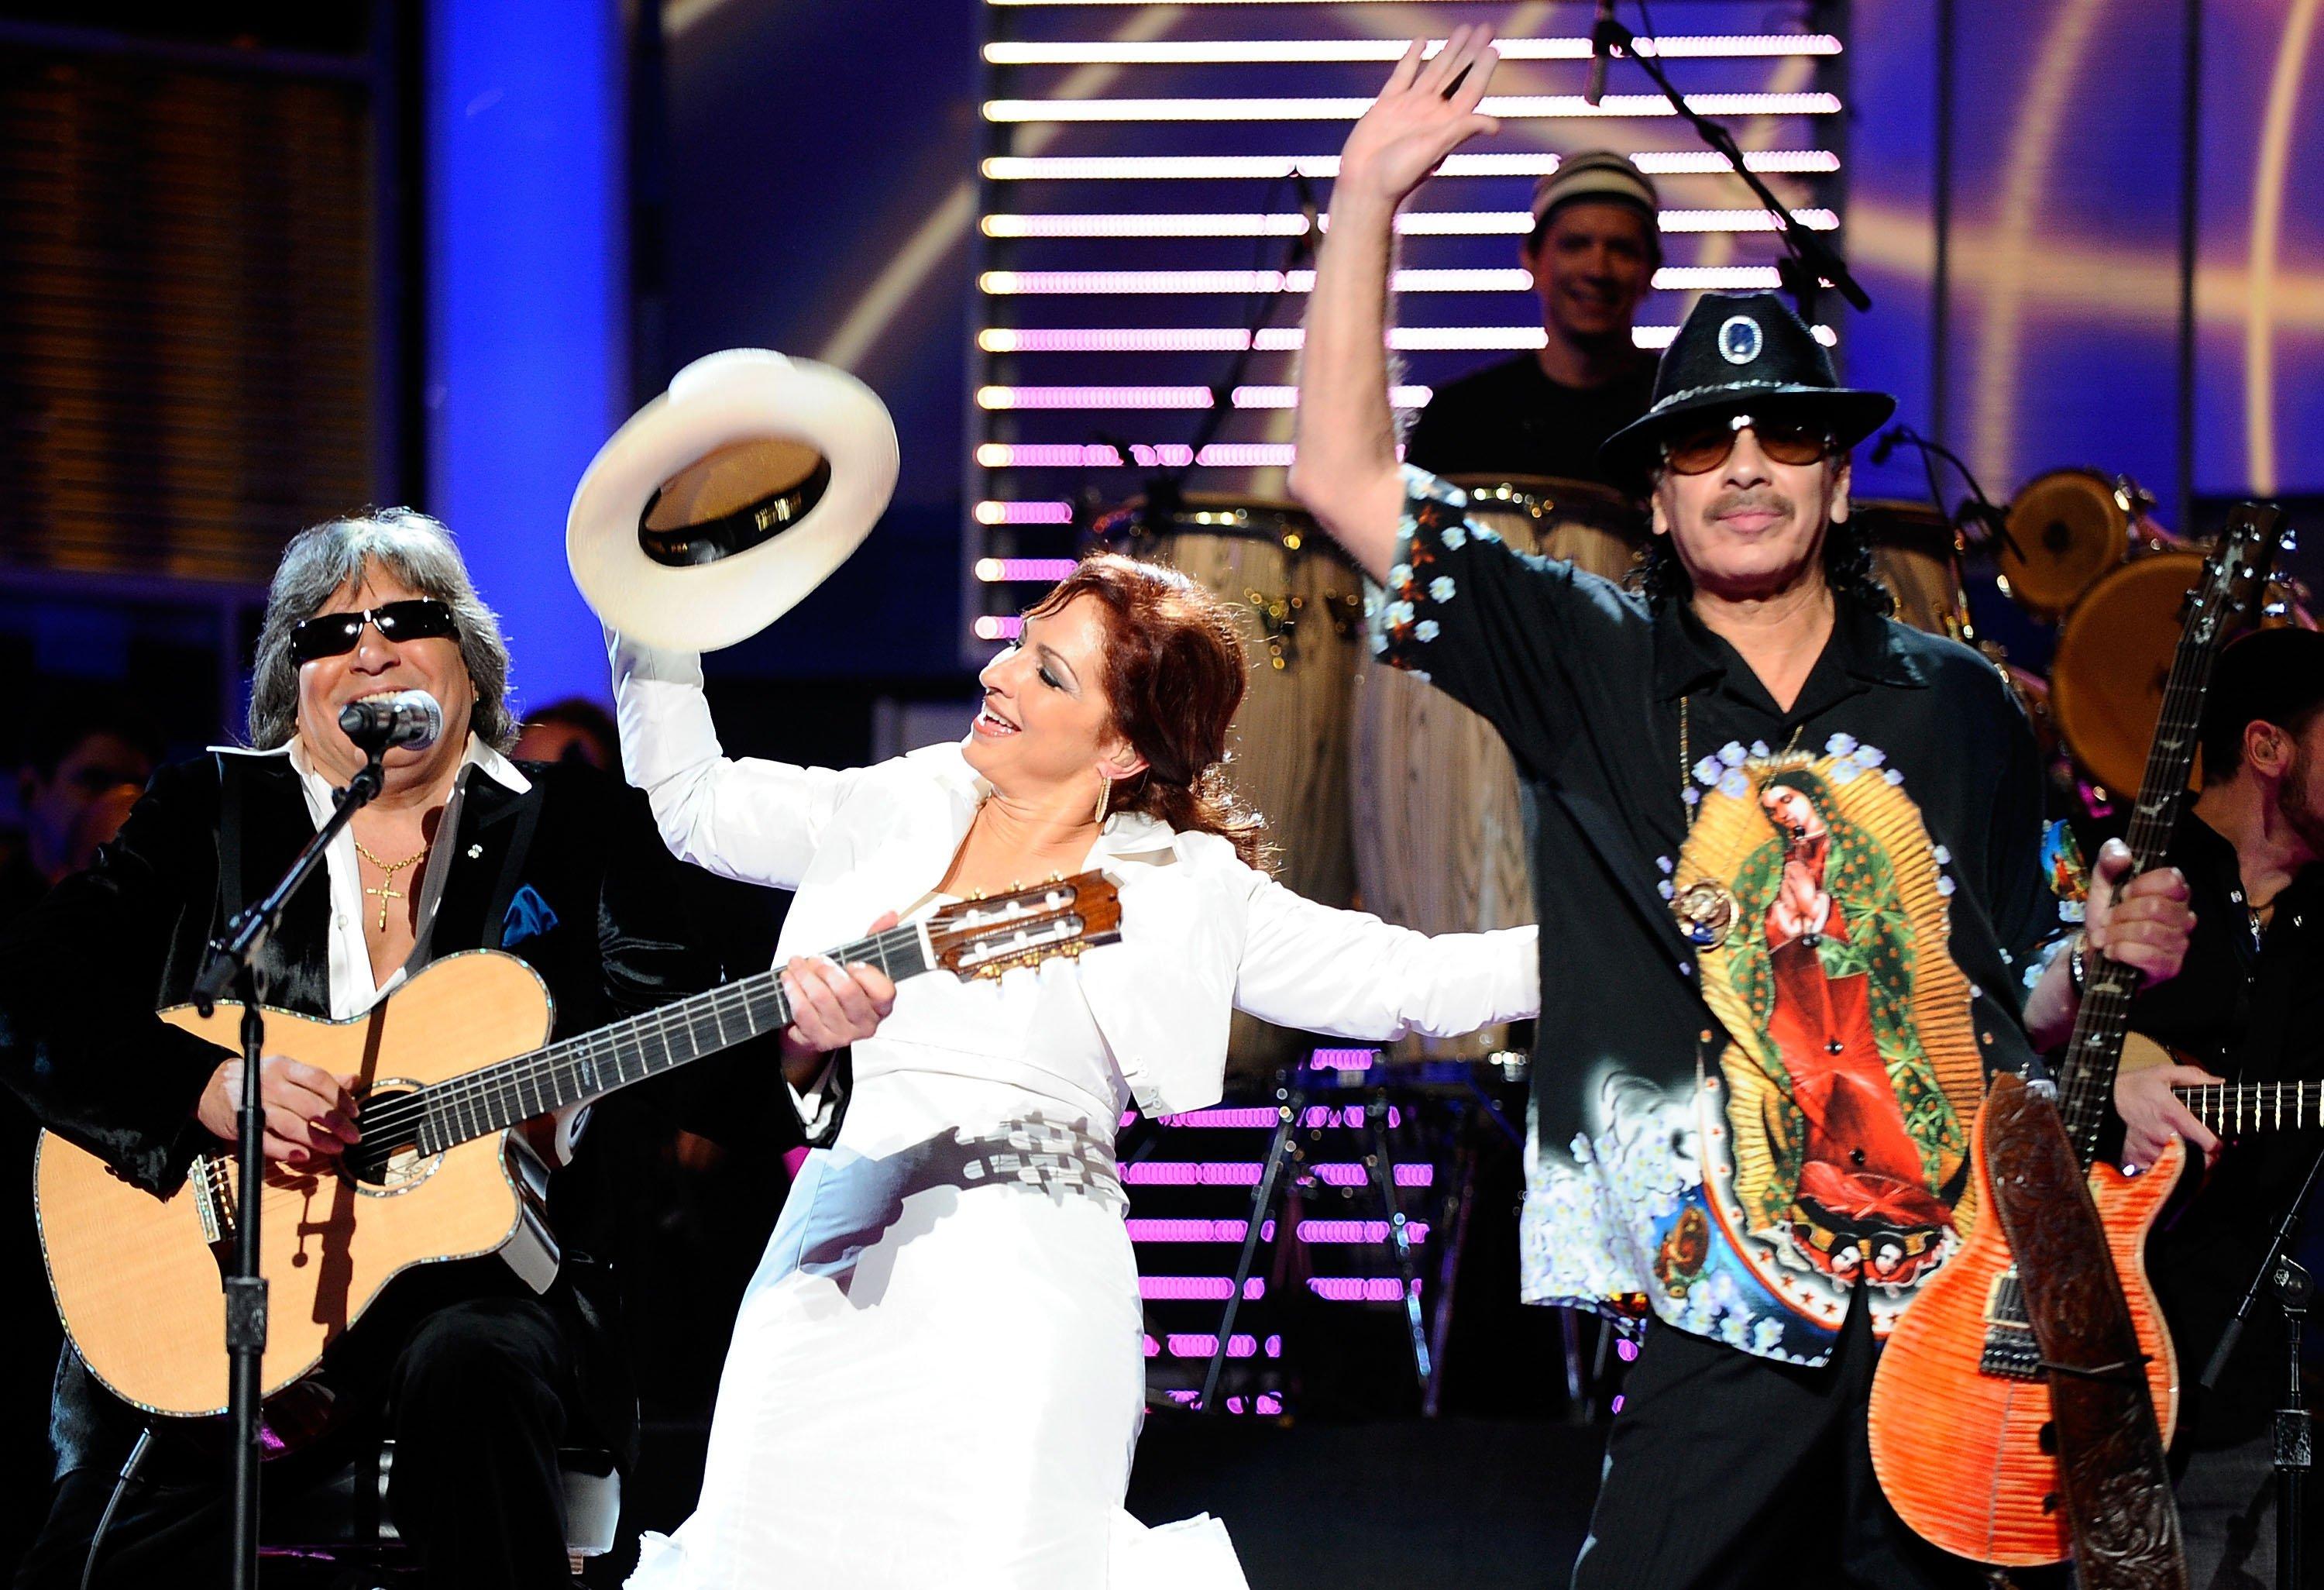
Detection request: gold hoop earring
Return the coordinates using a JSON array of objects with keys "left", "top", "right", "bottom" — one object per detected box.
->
[{"left": 1093, "top": 775, "right": 1111, "bottom": 825}]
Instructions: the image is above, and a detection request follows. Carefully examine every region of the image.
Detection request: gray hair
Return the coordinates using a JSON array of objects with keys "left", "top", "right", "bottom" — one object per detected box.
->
[{"left": 246, "top": 508, "right": 516, "bottom": 752}]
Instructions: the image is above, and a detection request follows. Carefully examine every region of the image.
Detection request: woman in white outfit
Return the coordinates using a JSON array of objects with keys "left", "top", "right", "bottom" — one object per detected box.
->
[{"left": 612, "top": 556, "right": 1539, "bottom": 1588}]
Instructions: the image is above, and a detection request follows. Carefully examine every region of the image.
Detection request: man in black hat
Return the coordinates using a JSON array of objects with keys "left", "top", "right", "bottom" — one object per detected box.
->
[
  {"left": 1291, "top": 29, "right": 2198, "bottom": 1585},
  {"left": 1402, "top": 150, "right": 1661, "bottom": 494},
  {"left": 2109, "top": 626, "right": 2324, "bottom": 1588}
]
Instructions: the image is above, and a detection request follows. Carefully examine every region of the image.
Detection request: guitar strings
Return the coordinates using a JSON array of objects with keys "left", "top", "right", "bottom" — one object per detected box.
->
[{"left": 346, "top": 921, "right": 935, "bottom": 1148}]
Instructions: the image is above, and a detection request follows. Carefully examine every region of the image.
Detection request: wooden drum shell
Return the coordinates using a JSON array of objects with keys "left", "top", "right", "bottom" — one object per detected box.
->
[
  {"left": 1350, "top": 476, "right": 1645, "bottom": 1061},
  {"left": 1098, "top": 497, "right": 1367, "bottom": 1082}
]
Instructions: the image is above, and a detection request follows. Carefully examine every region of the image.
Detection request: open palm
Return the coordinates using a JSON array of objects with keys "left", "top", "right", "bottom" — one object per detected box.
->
[{"left": 1338, "top": 26, "right": 1502, "bottom": 209}]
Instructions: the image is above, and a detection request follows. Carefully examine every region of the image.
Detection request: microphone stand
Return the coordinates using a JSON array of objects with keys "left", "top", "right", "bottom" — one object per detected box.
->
[
  {"left": 1592, "top": 16, "right": 1870, "bottom": 318},
  {"left": 1140, "top": 170, "right": 1320, "bottom": 534},
  {"left": 191, "top": 738, "right": 390, "bottom": 1590},
  {"left": 2198, "top": 1142, "right": 2324, "bottom": 1590}
]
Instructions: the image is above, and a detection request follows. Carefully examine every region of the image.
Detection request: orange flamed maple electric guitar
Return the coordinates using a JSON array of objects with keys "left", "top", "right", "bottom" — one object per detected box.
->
[
  {"left": 1866, "top": 505, "right": 2285, "bottom": 1569},
  {"left": 36, "top": 871, "right": 1120, "bottom": 1428}
]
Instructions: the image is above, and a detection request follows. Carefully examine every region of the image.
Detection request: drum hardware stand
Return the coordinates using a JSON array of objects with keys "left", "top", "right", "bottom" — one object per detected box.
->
[
  {"left": 1588, "top": 7, "right": 1868, "bottom": 316},
  {"left": 1198, "top": 1059, "right": 1434, "bottom": 1414},
  {"left": 190, "top": 739, "right": 389, "bottom": 1590},
  {"left": 2201, "top": 1141, "right": 2324, "bottom": 1590}
]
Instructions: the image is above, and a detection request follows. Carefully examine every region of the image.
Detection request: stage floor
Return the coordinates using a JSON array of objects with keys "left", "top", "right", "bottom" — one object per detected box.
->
[{"left": 622, "top": 1411, "right": 1606, "bottom": 1586}]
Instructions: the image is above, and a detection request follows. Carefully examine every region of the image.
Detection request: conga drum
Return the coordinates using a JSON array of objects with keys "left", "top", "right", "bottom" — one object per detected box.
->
[
  {"left": 1096, "top": 495, "right": 1367, "bottom": 1082},
  {"left": 1349, "top": 476, "right": 1647, "bottom": 1060},
  {"left": 2051, "top": 552, "right": 2315, "bottom": 799},
  {"left": 1851, "top": 500, "right": 1970, "bottom": 639},
  {"left": 1996, "top": 468, "right": 2176, "bottom": 618}
]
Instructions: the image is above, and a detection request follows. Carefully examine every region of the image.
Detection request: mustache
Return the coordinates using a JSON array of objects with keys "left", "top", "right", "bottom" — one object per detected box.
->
[{"left": 1710, "top": 490, "right": 1796, "bottom": 521}]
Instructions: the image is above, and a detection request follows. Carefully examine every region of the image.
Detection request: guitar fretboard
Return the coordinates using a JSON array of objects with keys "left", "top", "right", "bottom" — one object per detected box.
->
[
  {"left": 2054, "top": 514, "right": 2279, "bottom": 1172},
  {"left": 2173, "top": 1081, "right": 2324, "bottom": 1137},
  {"left": 403, "top": 924, "right": 934, "bottom": 1155}
]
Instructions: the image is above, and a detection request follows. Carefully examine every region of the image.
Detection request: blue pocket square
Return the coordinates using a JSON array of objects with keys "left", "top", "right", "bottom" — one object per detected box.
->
[{"left": 502, "top": 884, "right": 560, "bottom": 947}]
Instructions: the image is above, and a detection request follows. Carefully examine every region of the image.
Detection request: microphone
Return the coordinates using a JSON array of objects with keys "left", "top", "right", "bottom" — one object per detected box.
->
[
  {"left": 1583, "top": 0, "right": 1616, "bottom": 108},
  {"left": 1870, "top": 427, "right": 1903, "bottom": 466},
  {"left": 339, "top": 690, "right": 444, "bottom": 752}
]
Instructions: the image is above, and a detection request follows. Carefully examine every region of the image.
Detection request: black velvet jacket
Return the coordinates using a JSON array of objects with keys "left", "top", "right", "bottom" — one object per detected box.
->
[{"left": 0, "top": 748, "right": 720, "bottom": 1473}]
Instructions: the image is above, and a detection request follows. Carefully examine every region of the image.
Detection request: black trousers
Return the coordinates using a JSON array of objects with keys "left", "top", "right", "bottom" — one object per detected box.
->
[
  {"left": 1569, "top": 1298, "right": 1989, "bottom": 1590},
  {"left": 16, "top": 1289, "right": 590, "bottom": 1590}
]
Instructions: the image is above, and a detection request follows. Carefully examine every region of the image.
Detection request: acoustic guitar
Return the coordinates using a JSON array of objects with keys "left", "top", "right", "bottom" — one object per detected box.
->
[
  {"left": 36, "top": 870, "right": 1121, "bottom": 1426},
  {"left": 1866, "top": 507, "right": 2284, "bottom": 1568}
]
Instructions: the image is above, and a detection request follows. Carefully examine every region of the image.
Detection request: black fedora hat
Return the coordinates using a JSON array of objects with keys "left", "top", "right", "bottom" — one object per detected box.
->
[{"left": 1599, "top": 291, "right": 1895, "bottom": 479}]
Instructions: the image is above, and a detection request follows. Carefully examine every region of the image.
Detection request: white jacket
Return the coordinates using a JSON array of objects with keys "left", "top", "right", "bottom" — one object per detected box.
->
[{"left": 611, "top": 636, "right": 1540, "bottom": 1117}]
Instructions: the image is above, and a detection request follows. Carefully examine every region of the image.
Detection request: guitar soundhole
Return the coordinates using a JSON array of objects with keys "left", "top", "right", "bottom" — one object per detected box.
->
[{"left": 342, "top": 1084, "right": 442, "bottom": 1196}]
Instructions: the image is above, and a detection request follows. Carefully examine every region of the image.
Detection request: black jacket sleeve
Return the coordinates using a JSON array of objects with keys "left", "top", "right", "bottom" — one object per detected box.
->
[{"left": 0, "top": 761, "right": 236, "bottom": 1195}]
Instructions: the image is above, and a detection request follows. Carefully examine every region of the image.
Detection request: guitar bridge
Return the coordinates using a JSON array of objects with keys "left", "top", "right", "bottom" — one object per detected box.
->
[
  {"left": 1978, "top": 1325, "right": 2043, "bottom": 1380},
  {"left": 188, "top": 1152, "right": 236, "bottom": 1250}
]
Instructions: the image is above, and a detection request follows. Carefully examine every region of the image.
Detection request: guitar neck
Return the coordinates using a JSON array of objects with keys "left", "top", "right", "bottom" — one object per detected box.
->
[
  {"left": 2054, "top": 508, "right": 2283, "bottom": 1171},
  {"left": 414, "top": 922, "right": 936, "bottom": 1153},
  {"left": 2174, "top": 1080, "right": 2324, "bottom": 1137}
]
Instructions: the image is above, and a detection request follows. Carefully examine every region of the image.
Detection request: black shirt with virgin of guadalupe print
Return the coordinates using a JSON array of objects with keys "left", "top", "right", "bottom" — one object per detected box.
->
[{"left": 1368, "top": 467, "right": 2069, "bottom": 1367}]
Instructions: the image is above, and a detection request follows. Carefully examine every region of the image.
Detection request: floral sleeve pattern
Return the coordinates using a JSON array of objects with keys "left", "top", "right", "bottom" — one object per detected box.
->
[{"left": 1364, "top": 466, "right": 1501, "bottom": 686}]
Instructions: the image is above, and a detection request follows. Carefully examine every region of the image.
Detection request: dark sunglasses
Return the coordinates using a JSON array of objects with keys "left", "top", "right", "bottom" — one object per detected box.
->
[
  {"left": 1660, "top": 413, "right": 1834, "bottom": 477},
  {"left": 288, "top": 598, "right": 459, "bottom": 663}
]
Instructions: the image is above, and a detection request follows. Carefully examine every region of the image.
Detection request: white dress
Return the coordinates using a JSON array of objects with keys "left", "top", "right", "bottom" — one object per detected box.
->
[{"left": 629, "top": 908, "right": 1248, "bottom": 1590}]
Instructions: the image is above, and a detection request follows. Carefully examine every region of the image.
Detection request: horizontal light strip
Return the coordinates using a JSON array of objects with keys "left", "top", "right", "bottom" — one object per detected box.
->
[
  {"left": 985, "top": 91, "right": 1841, "bottom": 122},
  {"left": 1142, "top": 1275, "right": 1266, "bottom": 1300},
  {"left": 978, "top": 442, "right": 1304, "bottom": 469},
  {"left": 975, "top": 556, "right": 1082, "bottom": 581},
  {"left": 986, "top": 36, "right": 1840, "bottom": 65},
  {"left": 1159, "top": 1334, "right": 1278, "bottom": 1360},
  {"left": 1116, "top": 1160, "right": 1435, "bottom": 1186},
  {"left": 981, "top": 208, "right": 1835, "bottom": 238},
  {"left": 972, "top": 498, "right": 1074, "bottom": 525},
  {"left": 981, "top": 314, "right": 1784, "bottom": 355},
  {"left": 973, "top": 614, "right": 1025, "bottom": 641},
  {"left": 1160, "top": 1390, "right": 1284, "bottom": 1416},
  {"left": 979, "top": 265, "right": 1783, "bottom": 296},
  {"left": 976, "top": 383, "right": 1428, "bottom": 411},
  {"left": 982, "top": 150, "right": 1839, "bottom": 181},
  {"left": 1121, "top": 1217, "right": 1431, "bottom": 1243},
  {"left": 1310, "top": 1048, "right": 1381, "bottom": 1070},
  {"left": 1308, "top": 1277, "right": 1424, "bottom": 1303},
  {"left": 1145, "top": 1104, "right": 1404, "bottom": 1129}
]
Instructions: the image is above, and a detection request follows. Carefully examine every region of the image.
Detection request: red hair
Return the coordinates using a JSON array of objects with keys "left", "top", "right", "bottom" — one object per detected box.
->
[{"left": 1024, "top": 554, "right": 1268, "bottom": 869}]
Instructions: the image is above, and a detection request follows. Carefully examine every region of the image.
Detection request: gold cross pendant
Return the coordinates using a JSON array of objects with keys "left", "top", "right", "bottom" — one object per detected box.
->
[{"left": 366, "top": 879, "right": 405, "bottom": 934}]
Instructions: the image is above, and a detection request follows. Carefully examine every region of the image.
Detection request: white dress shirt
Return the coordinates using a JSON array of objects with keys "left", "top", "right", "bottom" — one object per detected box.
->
[{"left": 211, "top": 735, "right": 532, "bottom": 1019}]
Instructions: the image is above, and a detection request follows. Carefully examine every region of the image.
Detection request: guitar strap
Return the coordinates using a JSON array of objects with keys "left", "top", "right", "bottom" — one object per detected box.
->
[{"left": 1982, "top": 1072, "right": 2187, "bottom": 1590}]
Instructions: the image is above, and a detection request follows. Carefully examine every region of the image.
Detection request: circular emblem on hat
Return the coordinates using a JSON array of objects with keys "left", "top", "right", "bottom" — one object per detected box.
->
[{"left": 1717, "top": 315, "right": 1763, "bottom": 366}]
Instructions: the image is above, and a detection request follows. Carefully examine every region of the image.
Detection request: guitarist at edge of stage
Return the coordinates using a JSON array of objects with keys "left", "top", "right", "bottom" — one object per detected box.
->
[
  {"left": 2106, "top": 626, "right": 2324, "bottom": 1588},
  {"left": 0, "top": 510, "right": 885, "bottom": 1590}
]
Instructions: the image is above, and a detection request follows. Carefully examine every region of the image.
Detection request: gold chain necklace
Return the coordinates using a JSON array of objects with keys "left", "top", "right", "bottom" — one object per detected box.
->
[
  {"left": 352, "top": 837, "right": 429, "bottom": 933},
  {"left": 1668, "top": 697, "right": 1806, "bottom": 948}
]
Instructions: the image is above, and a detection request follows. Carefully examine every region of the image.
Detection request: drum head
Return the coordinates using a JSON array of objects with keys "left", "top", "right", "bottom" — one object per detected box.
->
[
  {"left": 1999, "top": 469, "right": 2131, "bottom": 617},
  {"left": 1440, "top": 474, "right": 1646, "bottom": 583},
  {"left": 1092, "top": 492, "right": 1316, "bottom": 550},
  {"left": 2050, "top": 553, "right": 2204, "bottom": 799}
]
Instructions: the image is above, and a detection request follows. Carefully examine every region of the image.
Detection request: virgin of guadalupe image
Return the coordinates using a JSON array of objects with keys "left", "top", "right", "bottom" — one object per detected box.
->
[{"left": 1721, "top": 766, "right": 1967, "bottom": 1290}]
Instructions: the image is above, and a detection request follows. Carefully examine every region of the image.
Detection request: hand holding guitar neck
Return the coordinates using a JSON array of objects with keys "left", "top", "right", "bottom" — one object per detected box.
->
[
  {"left": 2082, "top": 838, "right": 2195, "bottom": 989},
  {"left": 779, "top": 910, "right": 902, "bottom": 1082}
]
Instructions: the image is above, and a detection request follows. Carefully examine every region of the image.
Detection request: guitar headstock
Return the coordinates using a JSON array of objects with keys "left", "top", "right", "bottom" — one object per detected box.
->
[
  {"left": 926, "top": 869, "right": 1124, "bottom": 980},
  {"left": 2189, "top": 503, "right": 2288, "bottom": 646}
]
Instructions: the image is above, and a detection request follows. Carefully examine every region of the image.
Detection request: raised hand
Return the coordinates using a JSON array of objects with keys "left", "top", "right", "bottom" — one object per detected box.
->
[{"left": 1336, "top": 27, "right": 1502, "bottom": 213}]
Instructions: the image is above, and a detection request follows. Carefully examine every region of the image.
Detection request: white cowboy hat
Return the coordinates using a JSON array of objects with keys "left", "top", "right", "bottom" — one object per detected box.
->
[{"left": 566, "top": 347, "right": 899, "bottom": 652}]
